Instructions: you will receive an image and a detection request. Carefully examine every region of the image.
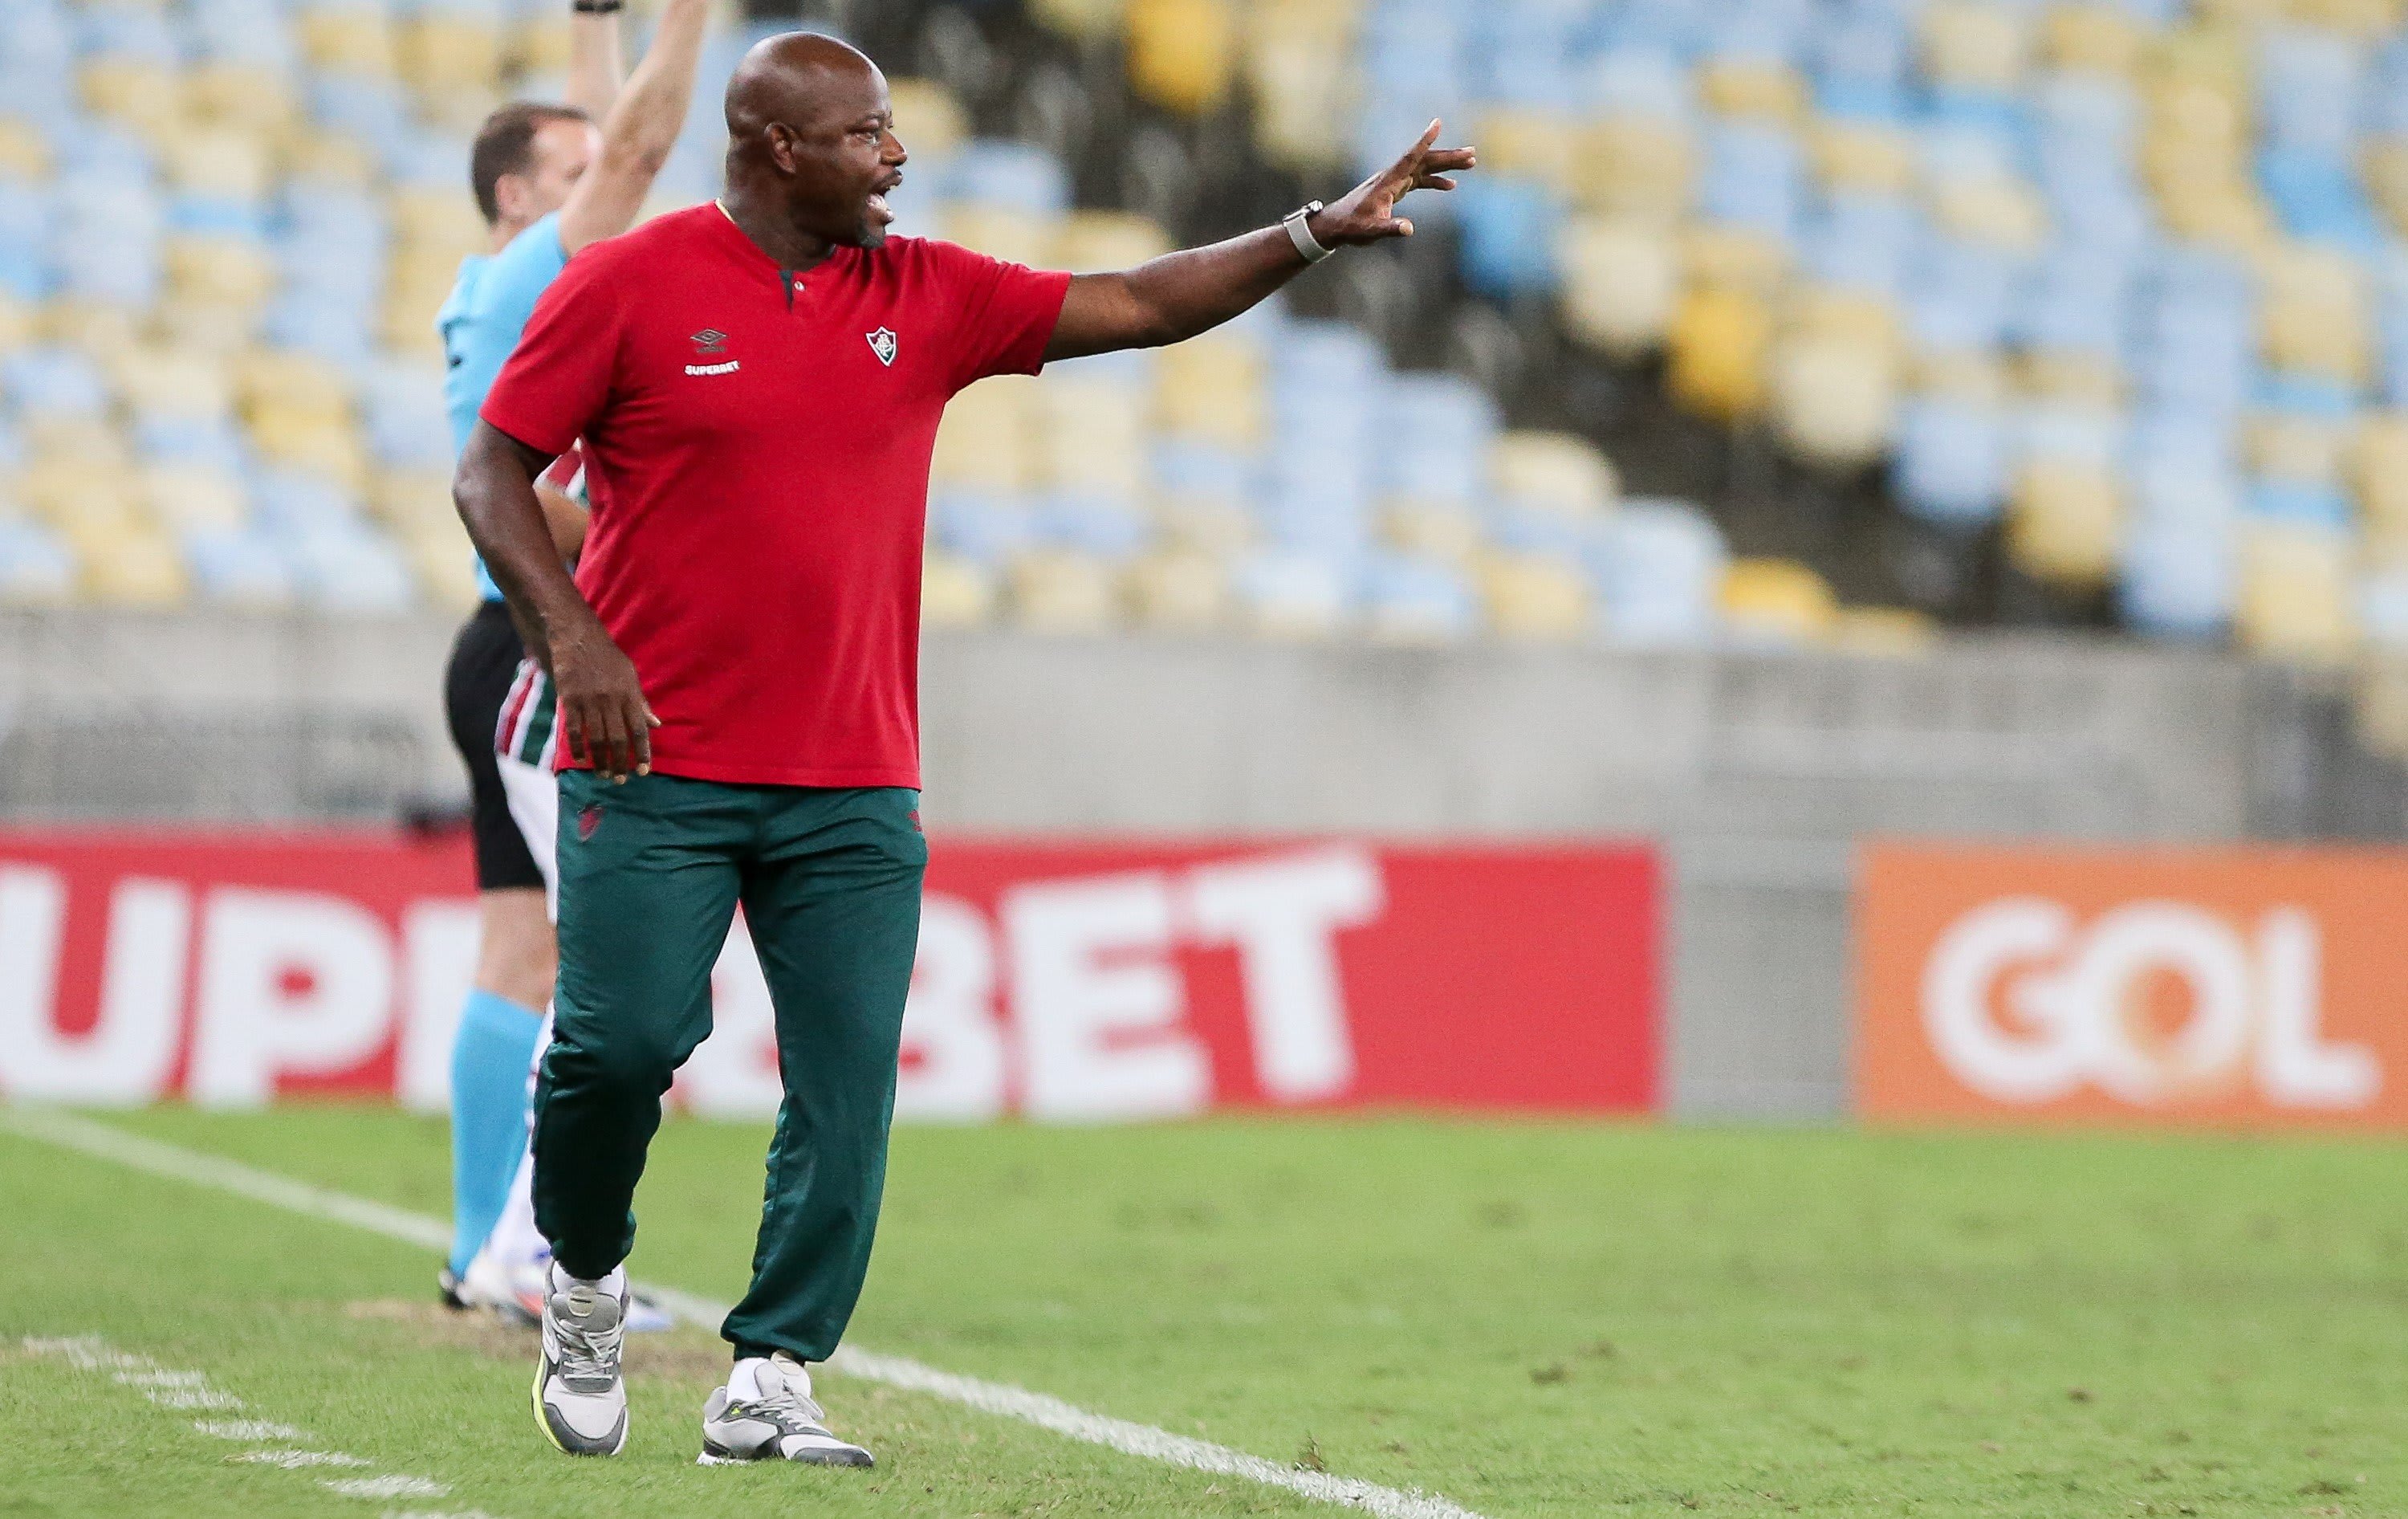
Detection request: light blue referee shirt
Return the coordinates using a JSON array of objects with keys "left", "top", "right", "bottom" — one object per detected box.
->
[{"left": 436, "top": 211, "right": 570, "bottom": 601}]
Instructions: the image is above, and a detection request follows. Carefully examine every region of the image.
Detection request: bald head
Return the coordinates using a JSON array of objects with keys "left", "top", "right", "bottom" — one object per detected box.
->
[
  {"left": 725, "top": 32, "right": 877, "bottom": 143},
  {"left": 719, "top": 31, "right": 905, "bottom": 254}
]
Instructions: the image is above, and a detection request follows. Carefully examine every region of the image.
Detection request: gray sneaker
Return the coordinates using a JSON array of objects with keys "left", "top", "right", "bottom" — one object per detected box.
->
[
  {"left": 532, "top": 1267, "right": 628, "bottom": 1456},
  {"left": 697, "top": 1352, "right": 872, "bottom": 1467}
]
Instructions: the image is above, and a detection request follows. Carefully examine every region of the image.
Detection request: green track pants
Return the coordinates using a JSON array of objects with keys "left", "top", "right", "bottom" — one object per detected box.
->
[{"left": 531, "top": 771, "right": 925, "bottom": 1362}]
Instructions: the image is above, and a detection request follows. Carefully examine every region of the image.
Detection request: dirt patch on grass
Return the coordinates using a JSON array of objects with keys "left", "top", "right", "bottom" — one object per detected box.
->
[{"left": 339, "top": 1299, "right": 732, "bottom": 1382}]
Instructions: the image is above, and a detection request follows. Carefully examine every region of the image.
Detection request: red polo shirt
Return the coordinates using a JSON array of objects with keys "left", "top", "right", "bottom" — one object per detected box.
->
[{"left": 480, "top": 203, "right": 1070, "bottom": 788}]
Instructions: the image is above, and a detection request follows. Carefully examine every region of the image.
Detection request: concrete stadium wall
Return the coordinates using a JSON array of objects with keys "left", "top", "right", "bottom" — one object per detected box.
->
[{"left": 2, "top": 609, "right": 2400, "bottom": 1119}]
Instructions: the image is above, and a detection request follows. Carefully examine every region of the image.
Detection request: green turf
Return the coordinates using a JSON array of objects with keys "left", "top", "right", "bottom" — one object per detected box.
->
[{"left": 4, "top": 1108, "right": 2407, "bottom": 1517}]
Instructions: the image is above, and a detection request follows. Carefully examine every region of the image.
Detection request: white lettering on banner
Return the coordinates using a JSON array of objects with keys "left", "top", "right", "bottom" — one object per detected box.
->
[
  {"left": 1008, "top": 871, "right": 1210, "bottom": 1122},
  {"left": 1185, "top": 847, "right": 1382, "bottom": 1102},
  {"left": 0, "top": 871, "right": 189, "bottom": 1104},
  {"left": 188, "top": 890, "right": 397, "bottom": 1106},
  {"left": 897, "top": 895, "right": 1007, "bottom": 1122},
  {"left": 395, "top": 902, "right": 481, "bottom": 1114},
  {"left": 1922, "top": 898, "right": 2381, "bottom": 1109}
]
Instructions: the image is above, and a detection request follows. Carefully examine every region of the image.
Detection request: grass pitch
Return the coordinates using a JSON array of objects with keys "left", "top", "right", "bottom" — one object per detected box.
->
[{"left": 3, "top": 1109, "right": 2406, "bottom": 1517}]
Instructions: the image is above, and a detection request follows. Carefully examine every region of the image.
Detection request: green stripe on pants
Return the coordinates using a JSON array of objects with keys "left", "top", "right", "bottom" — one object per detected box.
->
[{"left": 533, "top": 771, "right": 925, "bottom": 1362}]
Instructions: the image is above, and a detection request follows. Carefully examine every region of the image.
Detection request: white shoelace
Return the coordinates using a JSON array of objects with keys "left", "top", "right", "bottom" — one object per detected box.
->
[{"left": 551, "top": 1286, "right": 624, "bottom": 1392}]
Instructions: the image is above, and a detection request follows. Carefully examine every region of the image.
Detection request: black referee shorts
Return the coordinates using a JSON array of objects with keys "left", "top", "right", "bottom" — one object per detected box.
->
[{"left": 444, "top": 600, "right": 547, "bottom": 893}]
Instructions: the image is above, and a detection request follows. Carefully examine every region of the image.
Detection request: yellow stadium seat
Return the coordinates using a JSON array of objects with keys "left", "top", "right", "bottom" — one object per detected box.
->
[
  {"left": 391, "top": 186, "right": 489, "bottom": 250},
  {"left": 284, "top": 129, "right": 377, "bottom": 187},
  {"left": 83, "top": 530, "right": 189, "bottom": 607},
  {"left": 2355, "top": 413, "right": 2408, "bottom": 539},
  {"left": 1914, "top": 347, "right": 2012, "bottom": 405},
  {"left": 2367, "top": 137, "right": 2408, "bottom": 238},
  {"left": 184, "top": 63, "right": 297, "bottom": 136},
  {"left": 2149, "top": 22, "right": 2251, "bottom": 100},
  {"left": 1008, "top": 548, "right": 1121, "bottom": 633},
  {"left": 399, "top": 524, "right": 481, "bottom": 612},
  {"left": 1788, "top": 285, "right": 1900, "bottom": 350},
  {"left": 1243, "top": 29, "right": 1353, "bottom": 173},
  {"left": 1668, "top": 286, "right": 1773, "bottom": 421},
  {"left": 1382, "top": 499, "right": 1483, "bottom": 565},
  {"left": 2041, "top": 3, "right": 2144, "bottom": 75},
  {"left": 2252, "top": 412, "right": 2353, "bottom": 487},
  {"left": 2018, "top": 349, "right": 2123, "bottom": 408},
  {"left": 933, "top": 377, "right": 1039, "bottom": 490},
  {"left": 1698, "top": 57, "right": 1807, "bottom": 125},
  {"left": 1832, "top": 606, "right": 1939, "bottom": 656},
  {"left": 1772, "top": 333, "right": 1898, "bottom": 468},
  {"left": 238, "top": 347, "right": 353, "bottom": 418},
  {"left": 1152, "top": 491, "right": 1252, "bottom": 556},
  {"left": 0, "top": 114, "right": 53, "bottom": 177},
  {"left": 80, "top": 59, "right": 185, "bottom": 141},
  {"left": 114, "top": 345, "right": 233, "bottom": 421},
  {"left": 1039, "top": 378, "right": 1151, "bottom": 495},
  {"left": 2355, "top": 659, "right": 2408, "bottom": 759},
  {"left": 168, "top": 234, "right": 279, "bottom": 312},
  {"left": 1126, "top": 545, "right": 1230, "bottom": 630},
  {"left": 1492, "top": 431, "right": 1617, "bottom": 515},
  {"left": 1719, "top": 558, "right": 1839, "bottom": 644},
  {"left": 2190, "top": 0, "right": 2287, "bottom": 23},
  {"left": 1921, "top": 2, "right": 2031, "bottom": 93},
  {"left": 165, "top": 128, "right": 277, "bottom": 206},
  {"left": 1682, "top": 225, "right": 1790, "bottom": 295},
  {"left": 140, "top": 466, "right": 248, "bottom": 536},
  {"left": 1932, "top": 173, "right": 2048, "bottom": 251},
  {"left": 510, "top": 15, "right": 573, "bottom": 76},
  {"left": 2237, "top": 521, "right": 2357, "bottom": 663},
  {"left": 2292, "top": 0, "right": 2404, "bottom": 33},
  {"left": 402, "top": 15, "right": 503, "bottom": 93},
  {"left": 1126, "top": 0, "right": 1238, "bottom": 116},
  {"left": 1572, "top": 119, "right": 1694, "bottom": 222},
  {"left": 1808, "top": 120, "right": 1914, "bottom": 196},
  {"left": 1475, "top": 108, "right": 1580, "bottom": 190},
  {"left": 1560, "top": 216, "right": 1680, "bottom": 357},
  {"left": 2008, "top": 459, "right": 2121, "bottom": 586},
  {"left": 372, "top": 470, "right": 458, "bottom": 534},
  {"left": 936, "top": 206, "right": 1060, "bottom": 269},
  {"left": 0, "top": 291, "right": 34, "bottom": 356},
  {"left": 300, "top": 8, "right": 399, "bottom": 76},
  {"left": 1155, "top": 335, "right": 1265, "bottom": 449},
  {"left": 1051, "top": 211, "right": 1172, "bottom": 274},
  {"left": 888, "top": 78, "right": 969, "bottom": 162},
  {"left": 1477, "top": 551, "right": 1589, "bottom": 641},
  {"left": 922, "top": 549, "right": 999, "bottom": 629},
  {"left": 22, "top": 457, "right": 138, "bottom": 530},
  {"left": 1030, "top": 0, "right": 1132, "bottom": 43},
  {"left": 250, "top": 409, "right": 369, "bottom": 491},
  {"left": 43, "top": 299, "right": 145, "bottom": 362},
  {"left": 2260, "top": 244, "right": 2370, "bottom": 385}
]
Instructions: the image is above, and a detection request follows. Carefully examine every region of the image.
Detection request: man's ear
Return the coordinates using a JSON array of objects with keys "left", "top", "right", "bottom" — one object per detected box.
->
[
  {"left": 493, "top": 173, "right": 530, "bottom": 225},
  {"left": 766, "top": 124, "right": 798, "bottom": 173}
]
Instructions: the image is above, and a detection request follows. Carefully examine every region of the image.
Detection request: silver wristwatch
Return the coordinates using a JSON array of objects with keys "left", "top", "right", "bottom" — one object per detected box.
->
[{"left": 1283, "top": 200, "right": 1332, "bottom": 263}]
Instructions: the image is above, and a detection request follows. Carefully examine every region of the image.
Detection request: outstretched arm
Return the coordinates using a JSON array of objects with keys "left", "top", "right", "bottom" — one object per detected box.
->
[
  {"left": 561, "top": 1, "right": 625, "bottom": 120},
  {"left": 1043, "top": 121, "right": 1474, "bottom": 362},
  {"left": 454, "top": 420, "right": 654, "bottom": 780},
  {"left": 556, "top": 0, "right": 713, "bottom": 255}
]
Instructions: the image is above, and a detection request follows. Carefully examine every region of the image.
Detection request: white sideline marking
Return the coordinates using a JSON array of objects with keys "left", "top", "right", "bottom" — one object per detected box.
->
[
  {"left": 3, "top": 1107, "right": 1488, "bottom": 1519},
  {"left": 20, "top": 1333, "right": 462, "bottom": 1508}
]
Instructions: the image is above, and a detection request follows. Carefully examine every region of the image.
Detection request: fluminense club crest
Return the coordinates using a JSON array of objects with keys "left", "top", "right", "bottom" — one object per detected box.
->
[{"left": 866, "top": 327, "right": 897, "bottom": 366}]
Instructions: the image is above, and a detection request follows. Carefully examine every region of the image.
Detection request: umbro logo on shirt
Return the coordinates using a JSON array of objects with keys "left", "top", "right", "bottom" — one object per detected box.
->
[
  {"left": 686, "top": 327, "right": 739, "bottom": 376},
  {"left": 867, "top": 327, "right": 898, "bottom": 366}
]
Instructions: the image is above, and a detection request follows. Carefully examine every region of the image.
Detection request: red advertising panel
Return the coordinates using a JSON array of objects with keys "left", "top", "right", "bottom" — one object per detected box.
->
[{"left": 0, "top": 830, "right": 1659, "bottom": 1118}]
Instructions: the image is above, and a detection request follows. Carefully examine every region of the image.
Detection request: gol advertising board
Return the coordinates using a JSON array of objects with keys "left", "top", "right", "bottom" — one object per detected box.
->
[
  {"left": 0, "top": 829, "right": 1659, "bottom": 1119},
  {"left": 1858, "top": 842, "right": 2408, "bottom": 1128}
]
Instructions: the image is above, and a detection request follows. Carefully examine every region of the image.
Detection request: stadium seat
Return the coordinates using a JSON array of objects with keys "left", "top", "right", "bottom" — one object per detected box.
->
[
  {"left": 1007, "top": 547, "right": 1120, "bottom": 634},
  {"left": 1124, "top": 0, "right": 1237, "bottom": 116},
  {"left": 1720, "top": 556, "right": 1840, "bottom": 645},
  {"left": 2236, "top": 519, "right": 2358, "bottom": 662},
  {"left": 2009, "top": 458, "right": 2123, "bottom": 587},
  {"left": 1668, "top": 286, "right": 1774, "bottom": 420},
  {"left": 1561, "top": 217, "right": 1682, "bottom": 356},
  {"left": 1476, "top": 550, "right": 1589, "bottom": 641},
  {"left": 1125, "top": 544, "right": 1228, "bottom": 630},
  {"left": 1231, "top": 545, "right": 1350, "bottom": 638},
  {"left": 1590, "top": 498, "right": 1728, "bottom": 646}
]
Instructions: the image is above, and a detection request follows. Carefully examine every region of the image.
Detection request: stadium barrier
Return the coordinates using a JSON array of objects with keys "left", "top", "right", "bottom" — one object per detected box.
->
[
  {"left": 0, "top": 829, "right": 1660, "bottom": 1119},
  {"left": 1858, "top": 843, "right": 2408, "bottom": 1130}
]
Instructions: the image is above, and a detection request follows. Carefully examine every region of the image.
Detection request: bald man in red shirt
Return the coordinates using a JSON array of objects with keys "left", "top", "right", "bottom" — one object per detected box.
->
[{"left": 456, "top": 30, "right": 1471, "bottom": 1465}]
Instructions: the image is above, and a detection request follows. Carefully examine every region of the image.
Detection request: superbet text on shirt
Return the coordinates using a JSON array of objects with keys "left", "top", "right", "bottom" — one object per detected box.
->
[{"left": 479, "top": 205, "right": 1071, "bottom": 790}]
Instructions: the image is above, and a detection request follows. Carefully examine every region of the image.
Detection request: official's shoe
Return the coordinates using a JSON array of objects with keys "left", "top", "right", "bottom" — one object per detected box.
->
[
  {"left": 437, "top": 1266, "right": 470, "bottom": 1311},
  {"left": 697, "top": 1352, "right": 873, "bottom": 1467},
  {"left": 532, "top": 1266, "right": 628, "bottom": 1456}
]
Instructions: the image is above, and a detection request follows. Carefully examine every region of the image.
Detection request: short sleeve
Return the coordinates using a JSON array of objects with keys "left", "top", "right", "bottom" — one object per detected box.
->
[
  {"left": 481, "top": 255, "right": 624, "bottom": 456},
  {"left": 921, "top": 239, "right": 1072, "bottom": 393}
]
